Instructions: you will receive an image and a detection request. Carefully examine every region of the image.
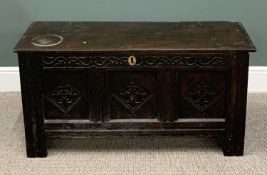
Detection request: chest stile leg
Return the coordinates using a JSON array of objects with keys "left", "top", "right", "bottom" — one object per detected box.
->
[
  {"left": 223, "top": 52, "right": 249, "bottom": 156},
  {"left": 18, "top": 53, "right": 47, "bottom": 157}
]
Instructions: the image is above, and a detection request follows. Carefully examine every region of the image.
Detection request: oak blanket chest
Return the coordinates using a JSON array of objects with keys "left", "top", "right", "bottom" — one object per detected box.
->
[{"left": 14, "top": 21, "right": 256, "bottom": 157}]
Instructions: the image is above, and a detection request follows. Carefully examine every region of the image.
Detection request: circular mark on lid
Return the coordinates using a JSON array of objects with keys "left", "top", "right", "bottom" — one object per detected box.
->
[{"left": 31, "top": 34, "right": 63, "bottom": 47}]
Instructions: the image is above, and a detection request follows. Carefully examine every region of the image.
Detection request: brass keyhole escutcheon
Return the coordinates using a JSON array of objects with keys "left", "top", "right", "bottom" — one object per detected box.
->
[{"left": 128, "top": 55, "right": 137, "bottom": 66}]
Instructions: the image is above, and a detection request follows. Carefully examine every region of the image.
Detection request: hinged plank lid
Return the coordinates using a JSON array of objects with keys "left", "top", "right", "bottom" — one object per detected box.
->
[{"left": 14, "top": 21, "right": 256, "bottom": 52}]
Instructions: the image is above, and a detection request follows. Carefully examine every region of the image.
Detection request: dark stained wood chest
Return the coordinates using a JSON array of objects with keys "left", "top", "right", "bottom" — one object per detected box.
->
[{"left": 14, "top": 21, "right": 256, "bottom": 157}]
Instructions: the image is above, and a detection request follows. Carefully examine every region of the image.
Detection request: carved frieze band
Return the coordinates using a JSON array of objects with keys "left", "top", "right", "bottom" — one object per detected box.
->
[{"left": 42, "top": 55, "right": 226, "bottom": 68}]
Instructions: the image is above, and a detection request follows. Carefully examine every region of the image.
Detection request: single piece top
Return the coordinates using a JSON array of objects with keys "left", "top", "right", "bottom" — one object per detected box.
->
[{"left": 14, "top": 21, "right": 256, "bottom": 52}]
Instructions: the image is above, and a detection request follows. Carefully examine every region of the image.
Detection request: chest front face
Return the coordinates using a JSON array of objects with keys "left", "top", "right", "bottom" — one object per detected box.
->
[{"left": 17, "top": 51, "right": 230, "bottom": 133}]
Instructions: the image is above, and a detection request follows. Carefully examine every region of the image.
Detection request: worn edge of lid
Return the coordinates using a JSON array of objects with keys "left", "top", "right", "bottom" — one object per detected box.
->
[
  {"left": 13, "top": 22, "right": 37, "bottom": 53},
  {"left": 236, "top": 22, "right": 256, "bottom": 52}
]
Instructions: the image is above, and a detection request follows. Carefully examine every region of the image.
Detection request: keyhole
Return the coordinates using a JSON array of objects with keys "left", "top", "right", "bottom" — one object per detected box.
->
[{"left": 128, "top": 56, "right": 136, "bottom": 66}]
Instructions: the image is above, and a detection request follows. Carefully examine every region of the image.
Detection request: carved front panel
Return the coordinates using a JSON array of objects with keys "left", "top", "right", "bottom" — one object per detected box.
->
[
  {"left": 178, "top": 71, "right": 226, "bottom": 119},
  {"left": 41, "top": 54, "right": 226, "bottom": 69},
  {"left": 43, "top": 71, "right": 92, "bottom": 120},
  {"left": 107, "top": 71, "right": 157, "bottom": 120}
]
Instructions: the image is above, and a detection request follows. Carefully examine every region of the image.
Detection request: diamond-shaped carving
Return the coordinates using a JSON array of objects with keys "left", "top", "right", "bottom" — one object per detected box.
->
[
  {"left": 46, "top": 84, "right": 81, "bottom": 113},
  {"left": 114, "top": 81, "right": 152, "bottom": 113},
  {"left": 185, "top": 80, "right": 220, "bottom": 112}
]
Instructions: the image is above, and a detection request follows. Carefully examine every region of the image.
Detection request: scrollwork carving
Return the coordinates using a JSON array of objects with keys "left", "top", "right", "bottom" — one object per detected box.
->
[{"left": 42, "top": 55, "right": 226, "bottom": 68}]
